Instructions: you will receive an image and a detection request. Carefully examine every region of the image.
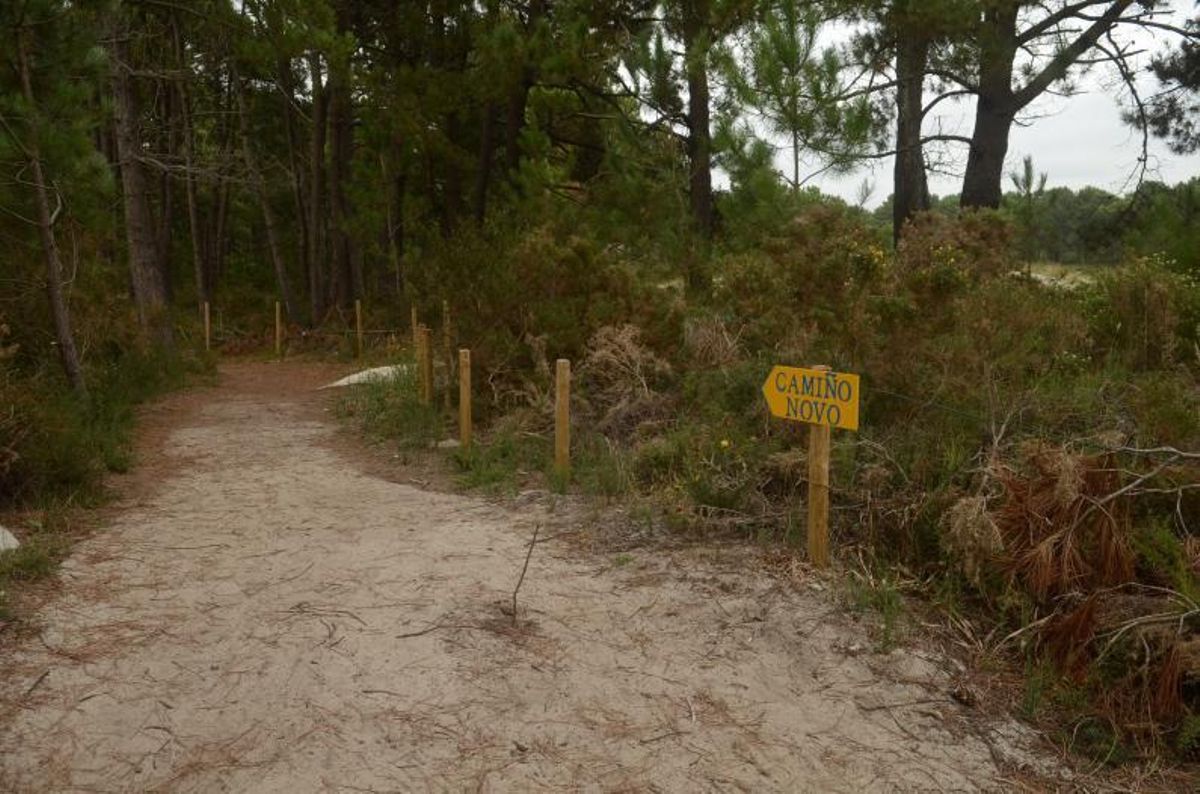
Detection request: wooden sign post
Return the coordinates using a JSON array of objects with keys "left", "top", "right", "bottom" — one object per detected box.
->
[
  {"left": 554, "top": 359, "right": 571, "bottom": 480},
  {"left": 203, "top": 301, "right": 211, "bottom": 351},
  {"left": 274, "top": 301, "right": 283, "bottom": 358},
  {"left": 459, "top": 349, "right": 472, "bottom": 450},
  {"left": 807, "top": 393, "right": 831, "bottom": 567},
  {"left": 762, "top": 364, "right": 861, "bottom": 567},
  {"left": 355, "top": 299, "right": 364, "bottom": 358}
]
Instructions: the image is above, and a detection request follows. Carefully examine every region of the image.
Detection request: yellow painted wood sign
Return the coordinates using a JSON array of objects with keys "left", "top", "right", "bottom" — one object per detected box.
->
[{"left": 762, "top": 365, "right": 861, "bottom": 431}]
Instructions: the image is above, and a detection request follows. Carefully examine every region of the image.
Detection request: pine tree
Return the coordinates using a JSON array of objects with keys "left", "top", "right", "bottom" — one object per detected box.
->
[{"left": 0, "top": 1, "right": 109, "bottom": 395}]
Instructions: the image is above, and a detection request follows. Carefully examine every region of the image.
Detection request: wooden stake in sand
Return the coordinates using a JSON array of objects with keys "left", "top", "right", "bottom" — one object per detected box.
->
[
  {"left": 418, "top": 325, "right": 434, "bottom": 405},
  {"left": 441, "top": 300, "right": 453, "bottom": 408},
  {"left": 203, "top": 301, "right": 211, "bottom": 351},
  {"left": 355, "top": 298, "right": 364, "bottom": 358},
  {"left": 275, "top": 301, "right": 283, "bottom": 358},
  {"left": 459, "top": 349, "right": 472, "bottom": 450},
  {"left": 554, "top": 359, "right": 571, "bottom": 479}
]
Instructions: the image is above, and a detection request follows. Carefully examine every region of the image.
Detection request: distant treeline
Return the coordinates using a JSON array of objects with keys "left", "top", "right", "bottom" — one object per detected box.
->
[{"left": 873, "top": 177, "right": 1200, "bottom": 268}]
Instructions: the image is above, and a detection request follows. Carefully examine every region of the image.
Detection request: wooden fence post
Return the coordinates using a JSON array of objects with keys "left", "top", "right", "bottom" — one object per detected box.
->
[
  {"left": 442, "top": 300, "right": 453, "bottom": 408},
  {"left": 459, "top": 349, "right": 472, "bottom": 450},
  {"left": 554, "top": 359, "right": 571, "bottom": 479},
  {"left": 355, "top": 298, "right": 364, "bottom": 358},
  {"left": 203, "top": 301, "right": 211, "bottom": 352},
  {"left": 410, "top": 306, "right": 419, "bottom": 348},
  {"left": 418, "top": 325, "right": 434, "bottom": 405},
  {"left": 807, "top": 364, "right": 831, "bottom": 567},
  {"left": 275, "top": 301, "right": 282, "bottom": 358},
  {"left": 415, "top": 325, "right": 426, "bottom": 402}
]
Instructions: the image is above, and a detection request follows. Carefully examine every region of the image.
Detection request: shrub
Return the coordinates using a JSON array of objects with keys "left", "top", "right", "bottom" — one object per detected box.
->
[
  {"left": 1085, "top": 254, "right": 1199, "bottom": 370},
  {"left": 407, "top": 221, "right": 683, "bottom": 395},
  {"left": 897, "top": 209, "right": 1015, "bottom": 281},
  {"left": 0, "top": 341, "right": 203, "bottom": 506}
]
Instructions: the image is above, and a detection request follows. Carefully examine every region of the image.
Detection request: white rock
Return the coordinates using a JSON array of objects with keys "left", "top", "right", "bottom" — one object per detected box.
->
[
  {"left": 0, "top": 527, "right": 19, "bottom": 552},
  {"left": 435, "top": 439, "right": 461, "bottom": 450},
  {"left": 320, "top": 365, "right": 411, "bottom": 389}
]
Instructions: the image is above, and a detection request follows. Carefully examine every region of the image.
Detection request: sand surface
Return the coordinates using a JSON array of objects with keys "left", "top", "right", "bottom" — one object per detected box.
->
[{"left": 0, "top": 362, "right": 1054, "bottom": 792}]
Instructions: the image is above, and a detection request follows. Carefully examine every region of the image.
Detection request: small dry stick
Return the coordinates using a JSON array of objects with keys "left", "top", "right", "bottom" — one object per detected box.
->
[{"left": 512, "top": 523, "right": 541, "bottom": 627}]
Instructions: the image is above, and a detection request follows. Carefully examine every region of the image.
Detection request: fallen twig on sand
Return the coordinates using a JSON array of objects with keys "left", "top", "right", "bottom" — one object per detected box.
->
[{"left": 396, "top": 623, "right": 485, "bottom": 639}]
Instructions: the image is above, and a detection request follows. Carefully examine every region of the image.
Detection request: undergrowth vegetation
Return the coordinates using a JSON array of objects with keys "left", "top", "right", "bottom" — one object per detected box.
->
[
  {"left": 0, "top": 317, "right": 212, "bottom": 621},
  {"left": 344, "top": 201, "right": 1199, "bottom": 764}
]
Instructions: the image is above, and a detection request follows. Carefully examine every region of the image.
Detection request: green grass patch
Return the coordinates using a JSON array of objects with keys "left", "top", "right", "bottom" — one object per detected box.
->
[
  {"left": 573, "top": 435, "right": 631, "bottom": 498},
  {"left": 454, "top": 430, "right": 548, "bottom": 495},
  {"left": 335, "top": 361, "right": 444, "bottom": 450},
  {"left": 847, "top": 569, "right": 906, "bottom": 651}
]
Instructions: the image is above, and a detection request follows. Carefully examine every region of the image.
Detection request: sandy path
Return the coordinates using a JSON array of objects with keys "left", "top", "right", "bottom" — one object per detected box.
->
[{"left": 0, "top": 362, "right": 1053, "bottom": 792}]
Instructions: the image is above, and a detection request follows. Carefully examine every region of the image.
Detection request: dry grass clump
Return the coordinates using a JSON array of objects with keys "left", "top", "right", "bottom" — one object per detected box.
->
[
  {"left": 580, "top": 325, "right": 670, "bottom": 405},
  {"left": 1186, "top": 537, "right": 1200, "bottom": 578},
  {"left": 982, "top": 441, "right": 1199, "bottom": 752},
  {"left": 1036, "top": 588, "right": 1198, "bottom": 748},
  {"left": 992, "top": 444, "right": 1134, "bottom": 602},
  {"left": 579, "top": 325, "right": 673, "bottom": 439},
  {"left": 942, "top": 495, "right": 1004, "bottom": 589},
  {"left": 683, "top": 316, "right": 741, "bottom": 368}
]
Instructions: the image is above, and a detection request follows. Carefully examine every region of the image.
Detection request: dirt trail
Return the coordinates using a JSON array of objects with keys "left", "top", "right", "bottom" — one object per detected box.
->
[{"left": 1, "top": 362, "right": 1055, "bottom": 792}]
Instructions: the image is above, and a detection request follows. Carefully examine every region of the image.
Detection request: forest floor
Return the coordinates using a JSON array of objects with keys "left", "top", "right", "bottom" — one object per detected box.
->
[{"left": 0, "top": 360, "right": 1073, "bottom": 792}]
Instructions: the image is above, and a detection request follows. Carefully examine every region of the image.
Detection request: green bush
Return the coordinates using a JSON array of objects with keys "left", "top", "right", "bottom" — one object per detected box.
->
[{"left": 1, "top": 343, "right": 205, "bottom": 507}]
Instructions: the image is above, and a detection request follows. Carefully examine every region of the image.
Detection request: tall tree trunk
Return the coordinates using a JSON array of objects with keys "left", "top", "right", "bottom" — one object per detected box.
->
[
  {"left": 172, "top": 16, "right": 206, "bottom": 306},
  {"left": 474, "top": 104, "right": 496, "bottom": 224},
  {"left": 504, "top": 80, "right": 530, "bottom": 175},
  {"left": 384, "top": 153, "right": 406, "bottom": 296},
  {"left": 278, "top": 57, "right": 311, "bottom": 322},
  {"left": 110, "top": 24, "right": 173, "bottom": 348},
  {"left": 960, "top": 103, "right": 1015, "bottom": 209},
  {"left": 308, "top": 54, "right": 329, "bottom": 322},
  {"left": 212, "top": 176, "right": 230, "bottom": 284},
  {"left": 960, "top": 0, "right": 1133, "bottom": 209},
  {"left": 683, "top": 0, "right": 714, "bottom": 242},
  {"left": 17, "top": 31, "right": 86, "bottom": 396},
  {"left": 501, "top": 0, "right": 540, "bottom": 179},
  {"left": 235, "top": 76, "right": 297, "bottom": 321},
  {"left": 681, "top": 0, "right": 714, "bottom": 296},
  {"left": 205, "top": 70, "right": 235, "bottom": 293},
  {"left": 892, "top": 32, "right": 931, "bottom": 243},
  {"left": 327, "top": 54, "right": 355, "bottom": 309},
  {"left": 791, "top": 128, "right": 800, "bottom": 191},
  {"left": 155, "top": 84, "right": 173, "bottom": 300},
  {"left": 440, "top": 110, "right": 464, "bottom": 234},
  {"left": 960, "top": 2, "right": 1020, "bottom": 210}
]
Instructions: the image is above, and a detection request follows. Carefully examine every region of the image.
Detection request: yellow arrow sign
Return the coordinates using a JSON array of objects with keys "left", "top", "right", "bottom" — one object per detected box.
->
[{"left": 762, "top": 365, "right": 860, "bottom": 432}]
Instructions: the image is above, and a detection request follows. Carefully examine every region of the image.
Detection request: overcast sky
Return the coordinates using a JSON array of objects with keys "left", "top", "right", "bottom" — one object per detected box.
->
[{"left": 766, "top": 4, "right": 1199, "bottom": 208}]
